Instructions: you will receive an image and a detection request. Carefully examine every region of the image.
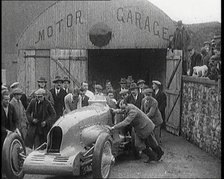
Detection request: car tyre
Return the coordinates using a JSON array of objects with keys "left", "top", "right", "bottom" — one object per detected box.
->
[
  {"left": 2, "top": 132, "right": 26, "bottom": 179},
  {"left": 92, "top": 133, "right": 113, "bottom": 179}
]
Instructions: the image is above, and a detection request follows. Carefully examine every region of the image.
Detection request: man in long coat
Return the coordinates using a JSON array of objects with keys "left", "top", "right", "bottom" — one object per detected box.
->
[
  {"left": 10, "top": 88, "right": 28, "bottom": 140},
  {"left": 141, "top": 88, "right": 163, "bottom": 144},
  {"left": 108, "top": 99, "right": 164, "bottom": 163},
  {"left": 50, "top": 76, "right": 67, "bottom": 120},
  {"left": 26, "top": 89, "right": 56, "bottom": 149}
]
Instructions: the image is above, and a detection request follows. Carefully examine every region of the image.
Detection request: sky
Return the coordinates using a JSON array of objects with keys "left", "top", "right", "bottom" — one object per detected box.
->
[{"left": 148, "top": 0, "right": 221, "bottom": 24}]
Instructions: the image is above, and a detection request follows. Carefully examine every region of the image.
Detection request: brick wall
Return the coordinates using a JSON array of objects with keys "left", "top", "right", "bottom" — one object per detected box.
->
[{"left": 181, "top": 76, "right": 221, "bottom": 159}]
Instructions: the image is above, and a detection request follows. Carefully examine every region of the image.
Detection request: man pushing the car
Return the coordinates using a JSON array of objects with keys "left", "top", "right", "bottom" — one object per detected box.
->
[{"left": 108, "top": 99, "right": 164, "bottom": 163}]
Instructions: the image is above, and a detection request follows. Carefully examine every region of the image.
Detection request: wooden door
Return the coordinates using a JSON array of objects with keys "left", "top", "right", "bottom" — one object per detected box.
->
[
  {"left": 165, "top": 49, "right": 182, "bottom": 136},
  {"left": 50, "top": 49, "right": 88, "bottom": 88}
]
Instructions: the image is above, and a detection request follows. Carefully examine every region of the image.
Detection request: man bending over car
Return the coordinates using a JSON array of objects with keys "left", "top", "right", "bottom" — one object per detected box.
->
[{"left": 108, "top": 99, "right": 164, "bottom": 163}]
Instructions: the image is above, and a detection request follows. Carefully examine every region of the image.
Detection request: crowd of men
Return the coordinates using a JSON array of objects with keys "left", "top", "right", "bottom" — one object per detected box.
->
[
  {"left": 170, "top": 20, "right": 221, "bottom": 81},
  {"left": 1, "top": 75, "right": 167, "bottom": 163}
]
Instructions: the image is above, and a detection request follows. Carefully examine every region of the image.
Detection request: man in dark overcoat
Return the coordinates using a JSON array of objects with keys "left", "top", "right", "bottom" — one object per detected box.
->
[
  {"left": 114, "top": 78, "right": 127, "bottom": 101},
  {"left": 25, "top": 89, "right": 56, "bottom": 149},
  {"left": 1, "top": 90, "right": 18, "bottom": 146},
  {"left": 50, "top": 76, "right": 67, "bottom": 120},
  {"left": 152, "top": 80, "right": 167, "bottom": 130},
  {"left": 108, "top": 99, "right": 164, "bottom": 163},
  {"left": 188, "top": 47, "right": 203, "bottom": 76}
]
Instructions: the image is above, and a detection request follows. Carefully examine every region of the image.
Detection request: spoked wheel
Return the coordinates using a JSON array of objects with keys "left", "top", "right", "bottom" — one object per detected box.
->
[
  {"left": 92, "top": 133, "right": 114, "bottom": 179},
  {"left": 2, "top": 132, "right": 26, "bottom": 179}
]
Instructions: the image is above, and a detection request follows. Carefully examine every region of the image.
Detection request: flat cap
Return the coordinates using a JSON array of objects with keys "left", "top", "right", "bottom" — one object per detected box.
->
[
  {"left": 142, "top": 88, "right": 154, "bottom": 94},
  {"left": 10, "top": 82, "right": 20, "bottom": 89},
  {"left": 37, "top": 77, "right": 47, "bottom": 83},
  {"left": 129, "top": 83, "right": 139, "bottom": 90},
  {"left": 152, "top": 80, "right": 161, "bottom": 86},
  {"left": 137, "top": 79, "right": 145, "bottom": 85},
  {"left": 95, "top": 84, "right": 103, "bottom": 90},
  {"left": 12, "top": 88, "right": 23, "bottom": 95},
  {"left": 35, "top": 88, "right": 46, "bottom": 96}
]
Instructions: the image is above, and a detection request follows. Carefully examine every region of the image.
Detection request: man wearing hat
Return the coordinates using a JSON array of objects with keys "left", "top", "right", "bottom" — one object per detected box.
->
[
  {"left": 114, "top": 78, "right": 128, "bottom": 101},
  {"left": 10, "top": 82, "right": 28, "bottom": 109},
  {"left": 63, "top": 76, "right": 72, "bottom": 94},
  {"left": 137, "top": 79, "right": 146, "bottom": 94},
  {"left": 94, "top": 84, "right": 104, "bottom": 96},
  {"left": 50, "top": 76, "right": 67, "bottom": 120},
  {"left": 172, "top": 20, "right": 191, "bottom": 75},
  {"left": 188, "top": 46, "right": 203, "bottom": 76},
  {"left": 126, "top": 76, "right": 134, "bottom": 89},
  {"left": 108, "top": 99, "right": 164, "bottom": 163},
  {"left": 26, "top": 89, "right": 56, "bottom": 149},
  {"left": 141, "top": 88, "right": 163, "bottom": 144},
  {"left": 152, "top": 80, "right": 167, "bottom": 131},
  {"left": 126, "top": 83, "right": 144, "bottom": 109},
  {"left": 10, "top": 88, "right": 28, "bottom": 140},
  {"left": 30, "top": 77, "right": 54, "bottom": 105}
]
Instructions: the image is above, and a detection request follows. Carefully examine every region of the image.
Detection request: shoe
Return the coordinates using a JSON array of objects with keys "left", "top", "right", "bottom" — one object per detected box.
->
[
  {"left": 142, "top": 148, "right": 157, "bottom": 161},
  {"left": 154, "top": 146, "right": 164, "bottom": 161}
]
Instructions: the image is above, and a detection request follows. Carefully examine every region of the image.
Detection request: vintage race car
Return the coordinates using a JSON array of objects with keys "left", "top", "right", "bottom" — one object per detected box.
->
[{"left": 2, "top": 96, "right": 135, "bottom": 179}]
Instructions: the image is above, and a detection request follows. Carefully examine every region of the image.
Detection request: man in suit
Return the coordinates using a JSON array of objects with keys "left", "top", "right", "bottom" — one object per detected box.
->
[
  {"left": 114, "top": 78, "right": 128, "bottom": 101},
  {"left": 1, "top": 90, "right": 18, "bottom": 146},
  {"left": 126, "top": 83, "right": 144, "bottom": 109},
  {"left": 50, "top": 76, "right": 67, "bottom": 120},
  {"left": 141, "top": 88, "right": 163, "bottom": 144},
  {"left": 81, "top": 81, "right": 95, "bottom": 100},
  {"left": 108, "top": 99, "right": 164, "bottom": 163},
  {"left": 152, "top": 80, "right": 167, "bottom": 131},
  {"left": 63, "top": 76, "right": 72, "bottom": 94},
  {"left": 26, "top": 89, "right": 56, "bottom": 149},
  {"left": 79, "top": 87, "right": 89, "bottom": 107}
]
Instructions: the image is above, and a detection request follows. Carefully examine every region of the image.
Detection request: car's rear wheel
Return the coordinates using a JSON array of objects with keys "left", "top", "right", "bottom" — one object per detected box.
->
[
  {"left": 2, "top": 132, "right": 26, "bottom": 179},
  {"left": 92, "top": 133, "right": 114, "bottom": 179}
]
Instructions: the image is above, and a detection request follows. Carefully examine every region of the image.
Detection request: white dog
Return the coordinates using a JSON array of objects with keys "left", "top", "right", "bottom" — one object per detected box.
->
[{"left": 192, "top": 65, "right": 208, "bottom": 77}]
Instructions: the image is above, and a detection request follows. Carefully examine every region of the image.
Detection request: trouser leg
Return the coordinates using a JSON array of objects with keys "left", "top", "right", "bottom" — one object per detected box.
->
[{"left": 154, "top": 125, "right": 161, "bottom": 144}]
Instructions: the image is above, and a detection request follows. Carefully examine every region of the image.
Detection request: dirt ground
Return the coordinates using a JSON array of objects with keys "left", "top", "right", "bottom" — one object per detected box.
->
[{"left": 24, "top": 130, "right": 221, "bottom": 179}]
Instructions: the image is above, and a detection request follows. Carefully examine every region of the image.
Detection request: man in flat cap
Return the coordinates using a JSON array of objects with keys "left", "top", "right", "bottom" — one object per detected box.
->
[
  {"left": 108, "top": 99, "right": 164, "bottom": 163},
  {"left": 94, "top": 84, "right": 104, "bottom": 96},
  {"left": 50, "top": 76, "right": 67, "bottom": 120},
  {"left": 152, "top": 80, "right": 167, "bottom": 131},
  {"left": 26, "top": 89, "right": 56, "bottom": 149},
  {"left": 10, "top": 88, "right": 28, "bottom": 140},
  {"left": 137, "top": 79, "right": 146, "bottom": 94},
  {"left": 10, "top": 82, "right": 28, "bottom": 109},
  {"left": 141, "top": 88, "right": 163, "bottom": 144},
  {"left": 188, "top": 46, "right": 203, "bottom": 76}
]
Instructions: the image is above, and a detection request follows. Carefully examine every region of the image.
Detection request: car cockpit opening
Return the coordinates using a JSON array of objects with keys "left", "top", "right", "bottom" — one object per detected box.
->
[{"left": 47, "top": 126, "right": 62, "bottom": 153}]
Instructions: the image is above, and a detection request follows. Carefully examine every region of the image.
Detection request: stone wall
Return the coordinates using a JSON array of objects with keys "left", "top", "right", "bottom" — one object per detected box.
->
[{"left": 181, "top": 76, "right": 221, "bottom": 159}]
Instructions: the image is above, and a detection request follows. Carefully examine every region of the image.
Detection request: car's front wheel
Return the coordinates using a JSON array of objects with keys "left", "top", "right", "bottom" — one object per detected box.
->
[
  {"left": 92, "top": 133, "right": 114, "bottom": 179},
  {"left": 2, "top": 132, "right": 26, "bottom": 179}
]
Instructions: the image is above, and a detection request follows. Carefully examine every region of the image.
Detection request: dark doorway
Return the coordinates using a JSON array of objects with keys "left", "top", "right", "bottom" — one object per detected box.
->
[{"left": 88, "top": 49, "right": 167, "bottom": 90}]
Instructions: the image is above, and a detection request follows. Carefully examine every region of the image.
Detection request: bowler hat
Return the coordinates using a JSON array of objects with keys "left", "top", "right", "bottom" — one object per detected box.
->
[
  {"left": 10, "top": 82, "right": 20, "bottom": 89},
  {"left": 53, "top": 76, "right": 63, "bottom": 83},
  {"left": 63, "top": 76, "right": 70, "bottom": 83},
  {"left": 129, "top": 83, "right": 139, "bottom": 90},
  {"left": 137, "top": 79, "right": 145, "bottom": 85},
  {"left": 119, "top": 78, "right": 127, "bottom": 84},
  {"left": 152, "top": 80, "right": 161, "bottom": 86},
  {"left": 37, "top": 77, "right": 47, "bottom": 83},
  {"left": 119, "top": 89, "right": 129, "bottom": 95},
  {"left": 35, "top": 88, "right": 46, "bottom": 96},
  {"left": 177, "top": 20, "right": 183, "bottom": 26},
  {"left": 142, "top": 88, "right": 153, "bottom": 94},
  {"left": 12, "top": 88, "right": 23, "bottom": 95}
]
